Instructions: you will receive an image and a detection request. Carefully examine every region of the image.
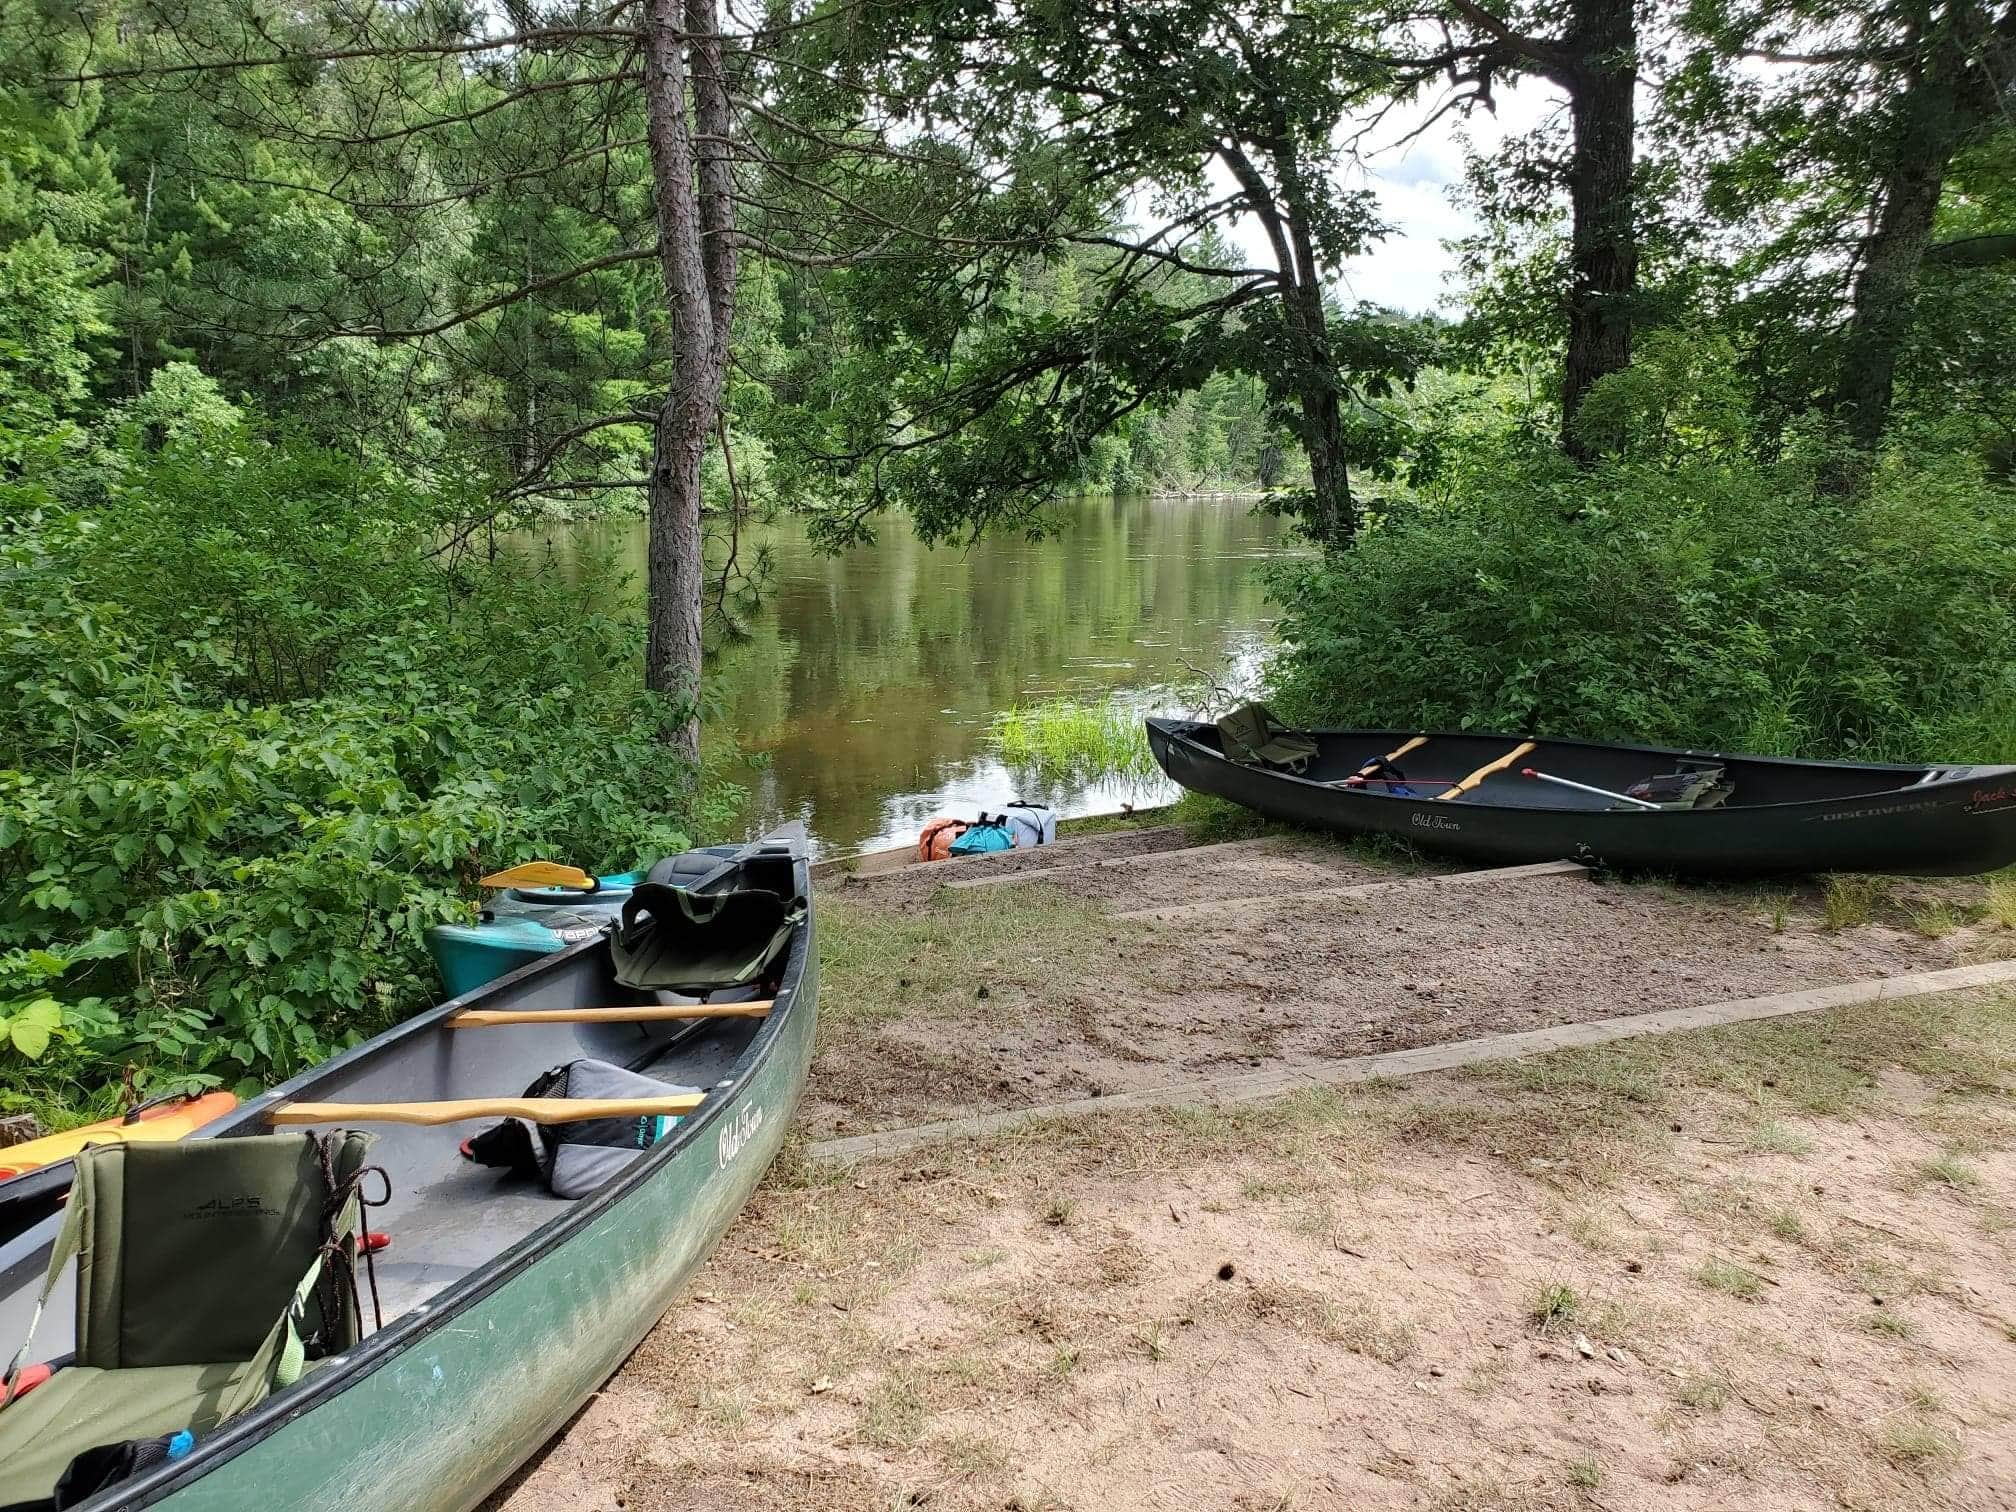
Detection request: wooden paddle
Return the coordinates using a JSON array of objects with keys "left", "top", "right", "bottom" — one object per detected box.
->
[
  {"left": 1353, "top": 734, "right": 1427, "bottom": 778},
  {"left": 477, "top": 861, "right": 598, "bottom": 890},
  {"left": 1435, "top": 741, "right": 1537, "bottom": 801},
  {"left": 270, "top": 1095, "right": 706, "bottom": 1127},
  {"left": 447, "top": 1002, "right": 773, "bottom": 1028}
]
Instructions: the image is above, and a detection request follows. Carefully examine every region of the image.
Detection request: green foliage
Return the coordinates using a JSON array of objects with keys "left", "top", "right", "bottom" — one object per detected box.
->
[
  {"left": 1269, "top": 351, "right": 2016, "bottom": 759},
  {"left": 0, "top": 427, "right": 713, "bottom": 1113}
]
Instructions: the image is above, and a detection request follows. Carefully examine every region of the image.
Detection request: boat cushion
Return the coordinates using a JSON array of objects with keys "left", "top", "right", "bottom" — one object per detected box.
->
[
  {"left": 0, "top": 1360, "right": 248, "bottom": 1507},
  {"left": 612, "top": 885, "right": 798, "bottom": 992},
  {"left": 469, "top": 1059, "right": 700, "bottom": 1199},
  {"left": 1216, "top": 704, "right": 1319, "bottom": 774}
]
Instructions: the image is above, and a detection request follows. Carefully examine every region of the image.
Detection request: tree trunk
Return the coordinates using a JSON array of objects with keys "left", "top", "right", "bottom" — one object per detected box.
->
[
  {"left": 1278, "top": 162, "right": 1353, "bottom": 547},
  {"left": 1558, "top": 0, "right": 1637, "bottom": 457},
  {"left": 641, "top": 0, "right": 719, "bottom": 763},
  {"left": 1298, "top": 375, "right": 1349, "bottom": 547},
  {"left": 1829, "top": 67, "right": 1963, "bottom": 452}
]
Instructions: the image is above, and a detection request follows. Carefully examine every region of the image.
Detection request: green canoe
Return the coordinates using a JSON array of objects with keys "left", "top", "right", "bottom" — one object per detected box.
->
[{"left": 0, "top": 827, "right": 815, "bottom": 1510}]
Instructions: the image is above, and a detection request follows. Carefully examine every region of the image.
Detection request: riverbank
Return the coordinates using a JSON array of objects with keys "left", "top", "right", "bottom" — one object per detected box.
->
[{"left": 499, "top": 820, "right": 2016, "bottom": 1511}]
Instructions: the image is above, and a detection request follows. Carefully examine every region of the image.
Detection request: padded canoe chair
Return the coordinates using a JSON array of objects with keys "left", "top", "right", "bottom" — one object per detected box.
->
[
  {"left": 0, "top": 1132, "right": 375, "bottom": 1508},
  {"left": 1216, "top": 703, "right": 1320, "bottom": 775},
  {"left": 609, "top": 882, "right": 801, "bottom": 995}
]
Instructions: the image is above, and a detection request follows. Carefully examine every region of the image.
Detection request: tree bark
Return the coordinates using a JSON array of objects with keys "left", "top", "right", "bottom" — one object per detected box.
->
[
  {"left": 1281, "top": 171, "right": 1352, "bottom": 547},
  {"left": 1828, "top": 46, "right": 1965, "bottom": 452},
  {"left": 1219, "top": 140, "right": 1354, "bottom": 547},
  {"left": 1557, "top": 0, "right": 1637, "bottom": 457},
  {"left": 641, "top": 0, "right": 717, "bottom": 763}
]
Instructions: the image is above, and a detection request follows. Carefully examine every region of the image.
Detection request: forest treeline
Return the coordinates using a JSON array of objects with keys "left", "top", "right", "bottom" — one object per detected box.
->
[{"left": 1, "top": 0, "right": 2012, "bottom": 1114}]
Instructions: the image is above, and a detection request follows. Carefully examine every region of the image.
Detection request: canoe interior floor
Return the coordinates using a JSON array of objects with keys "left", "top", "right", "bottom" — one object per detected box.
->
[
  {"left": 0, "top": 1016, "right": 762, "bottom": 1356},
  {"left": 363, "top": 1024, "right": 754, "bottom": 1322}
]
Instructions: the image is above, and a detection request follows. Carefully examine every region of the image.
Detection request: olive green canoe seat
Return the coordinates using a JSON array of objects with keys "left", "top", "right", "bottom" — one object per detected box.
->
[
  {"left": 0, "top": 1132, "right": 374, "bottom": 1506},
  {"left": 611, "top": 883, "right": 801, "bottom": 993},
  {"left": 1216, "top": 703, "right": 1320, "bottom": 775}
]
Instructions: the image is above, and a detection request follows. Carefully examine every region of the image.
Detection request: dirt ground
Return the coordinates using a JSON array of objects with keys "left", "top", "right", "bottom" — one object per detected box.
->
[
  {"left": 496, "top": 821, "right": 2016, "bottom": 1512},
  {"left": 806, "top": 834, "right": 2011, "bottom": 1138},
  {"left": 497, "top": 989, "right": 2016, "bottom": 1512}
]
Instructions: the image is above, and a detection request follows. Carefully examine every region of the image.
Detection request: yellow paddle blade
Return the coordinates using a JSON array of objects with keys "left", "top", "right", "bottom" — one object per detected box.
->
[{"left": 478, "top": 861, "right": 596, "bottom": 890}]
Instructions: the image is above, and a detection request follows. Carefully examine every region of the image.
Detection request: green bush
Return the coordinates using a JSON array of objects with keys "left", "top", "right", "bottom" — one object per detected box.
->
[
  {"left": 1268, "top": 440, "right": 2016, "bottom": 762},
  {"left": 0, "top": 428, "right": 725, "bottom": 1120}
]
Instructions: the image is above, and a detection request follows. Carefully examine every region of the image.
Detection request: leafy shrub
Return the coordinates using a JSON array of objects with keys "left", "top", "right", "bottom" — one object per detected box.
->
[
  {"left": 0, "top": 428, "right": 725, "bottom": 1118},
  {"left": 1268, "top": 434, "right": 2016, "bottom": 761}
]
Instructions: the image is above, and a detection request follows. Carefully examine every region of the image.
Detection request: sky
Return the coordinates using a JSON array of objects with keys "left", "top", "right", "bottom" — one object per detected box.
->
[{"left": 1225, "top": 77, "right": 1564, "bottom": 315}]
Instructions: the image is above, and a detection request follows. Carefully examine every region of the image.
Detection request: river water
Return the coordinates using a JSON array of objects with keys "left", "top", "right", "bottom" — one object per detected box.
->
[{"left": 527, "top": 494, "right": 1298, "bottom": 857}]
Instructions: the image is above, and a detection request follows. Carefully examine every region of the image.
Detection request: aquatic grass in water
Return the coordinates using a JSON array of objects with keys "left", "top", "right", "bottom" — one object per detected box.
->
[{"left": 990, "top": 699, "right": 1159, "bottom": 786}]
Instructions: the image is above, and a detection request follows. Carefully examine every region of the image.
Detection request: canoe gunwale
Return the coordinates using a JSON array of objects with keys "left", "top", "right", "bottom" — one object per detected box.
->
[
  {"left": 97, "top": 850, "right": 816, "bottom": 1511},
  {"left": 1143, "top": 718, "right": 2000, "bottom": 817}
]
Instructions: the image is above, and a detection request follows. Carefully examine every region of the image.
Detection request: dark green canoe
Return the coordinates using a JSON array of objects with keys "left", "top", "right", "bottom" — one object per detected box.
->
[
  {"left": 1148, "top": 716, "right": 2016, "bottom": 876},
  {"left": 0, "top": 827, "right": 815, "bottom": 1510}
]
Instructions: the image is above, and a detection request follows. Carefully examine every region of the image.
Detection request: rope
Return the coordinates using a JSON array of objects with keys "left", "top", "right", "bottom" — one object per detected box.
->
[{"left": 313, "top": 1135, "right": 391, "bottom": 1342}]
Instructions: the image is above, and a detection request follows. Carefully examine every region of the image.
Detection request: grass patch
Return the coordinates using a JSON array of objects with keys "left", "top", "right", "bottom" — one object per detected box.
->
[
  {"left": 857, "top": 1373, "right": 928, "bottom": 1448},
  {"left": 1767, "top": 1206, "right": 1806, "bottom": 1242},
  {"left": 990, "top": 698, "right": 1158, "bottom": 786},
  {"left": 1697, "top": 1257, "right": 1766, "bottom": 1301},
  {"left": 1676, "top": 1373, "right": 1731, "bottom": 1411},
  {"left": 1747, "top": 1120, "right": 1814, "bottom": 1156},
  {"left": 1985, "top": 876, "right": 2016, "bottom": 929},
  {"left": 1878, "top": 1416, "right": 1958, "bottom": 1470},
  {"left": 816, "top": 890, "right": 1112, "bottom": 1032},
  {"left": 1822, "top": 876, "right": 1881, "bottom": 931},
  {"left": 1058, "top": 802, "right": 1178, "bottom": 838},
  {"left": 1566, "top": 1454, "right": 1601, "bottom": 1490},
  {"left": 1528, "top": 1281, "right": 1581, "bottom": 1332},
  {"left": 1909, "top": 901, "right": 1962, "bottom": 939},
  {"left": 1862, "top": 1307, "right": 1916, "bottom": 1341},
  {"left": 1916, "top": 1152, "right": 1981, "bottom": 1190},
  {"left": 933, "top": 1432, "right": 1009, "bottom": 1477},
  {"left": 1320, "top": 1299, "right": 1419, "bottom": 1363}
]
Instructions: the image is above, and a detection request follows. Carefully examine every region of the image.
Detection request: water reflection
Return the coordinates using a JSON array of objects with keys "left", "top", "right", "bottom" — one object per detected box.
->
[{"left": 528, "top": 495, "right": 1297, "bottom": 855}]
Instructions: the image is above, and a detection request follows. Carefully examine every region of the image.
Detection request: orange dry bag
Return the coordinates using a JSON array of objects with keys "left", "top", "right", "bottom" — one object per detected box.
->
[{"left": 917, "top": 817, "right": 969, "bottom": 862}]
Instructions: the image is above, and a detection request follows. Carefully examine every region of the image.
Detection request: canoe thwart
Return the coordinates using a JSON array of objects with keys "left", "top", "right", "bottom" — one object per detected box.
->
[
  {"left": 446, "top": 1001, "right": 775, "bottom": 1028},
  {"left": 270, "top": 1094, "right": 707, "bottom": 1127},
  {"left": 1437, "top": 741, "right": 1537, "bottom": 801}
]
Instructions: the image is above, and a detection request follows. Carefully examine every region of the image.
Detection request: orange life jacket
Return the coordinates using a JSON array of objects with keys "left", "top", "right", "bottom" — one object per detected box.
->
[{"left": 917, "top": 817, "right": 968, "bottom": 862}]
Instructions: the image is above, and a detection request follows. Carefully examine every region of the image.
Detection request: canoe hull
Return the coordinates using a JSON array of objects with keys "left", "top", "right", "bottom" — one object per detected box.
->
[
  {"left": 1147, "top": 719, "right": 2016, "bottom": 877},
  {"left": 130, "top": 960, "right": 813, "bottom": 1512},
  {"left": 68, "top": 842, "right": 818, "bottom": 1512}
]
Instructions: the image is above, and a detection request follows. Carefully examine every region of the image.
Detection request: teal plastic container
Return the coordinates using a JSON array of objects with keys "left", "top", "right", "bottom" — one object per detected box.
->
[{"left": 425, "top": 872, "right": 643, "bottom": 998}]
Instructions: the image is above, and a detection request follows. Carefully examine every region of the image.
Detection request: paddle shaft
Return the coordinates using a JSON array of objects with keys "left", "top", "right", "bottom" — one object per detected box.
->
[
  {"left": 447, "top": 1001, "right": 773, "bottom": 1027},
  {"left": 1353, "top": 734, "right": 1427, "bottom": 779},
  {"left": 1436, "top": 741, "right": 1538, "bottom": 801},
  {"left": 271, "top": 1095, "right": 705, "bottom": 1127},
  {"left": 1520, "top": 767, "right": 1661, "bottom": 810}
]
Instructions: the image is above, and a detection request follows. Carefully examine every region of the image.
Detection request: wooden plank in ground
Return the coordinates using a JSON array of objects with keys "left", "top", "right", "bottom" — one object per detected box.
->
[
  {"left": 806, "top": 959, "right": 2016, "bottom": 1164},
  {"left": 1114, "top": 857, "right": 1588, "bottom": 923},
  {"left": 944, "top": 833, "right": 1286, "bottom": 890}
]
